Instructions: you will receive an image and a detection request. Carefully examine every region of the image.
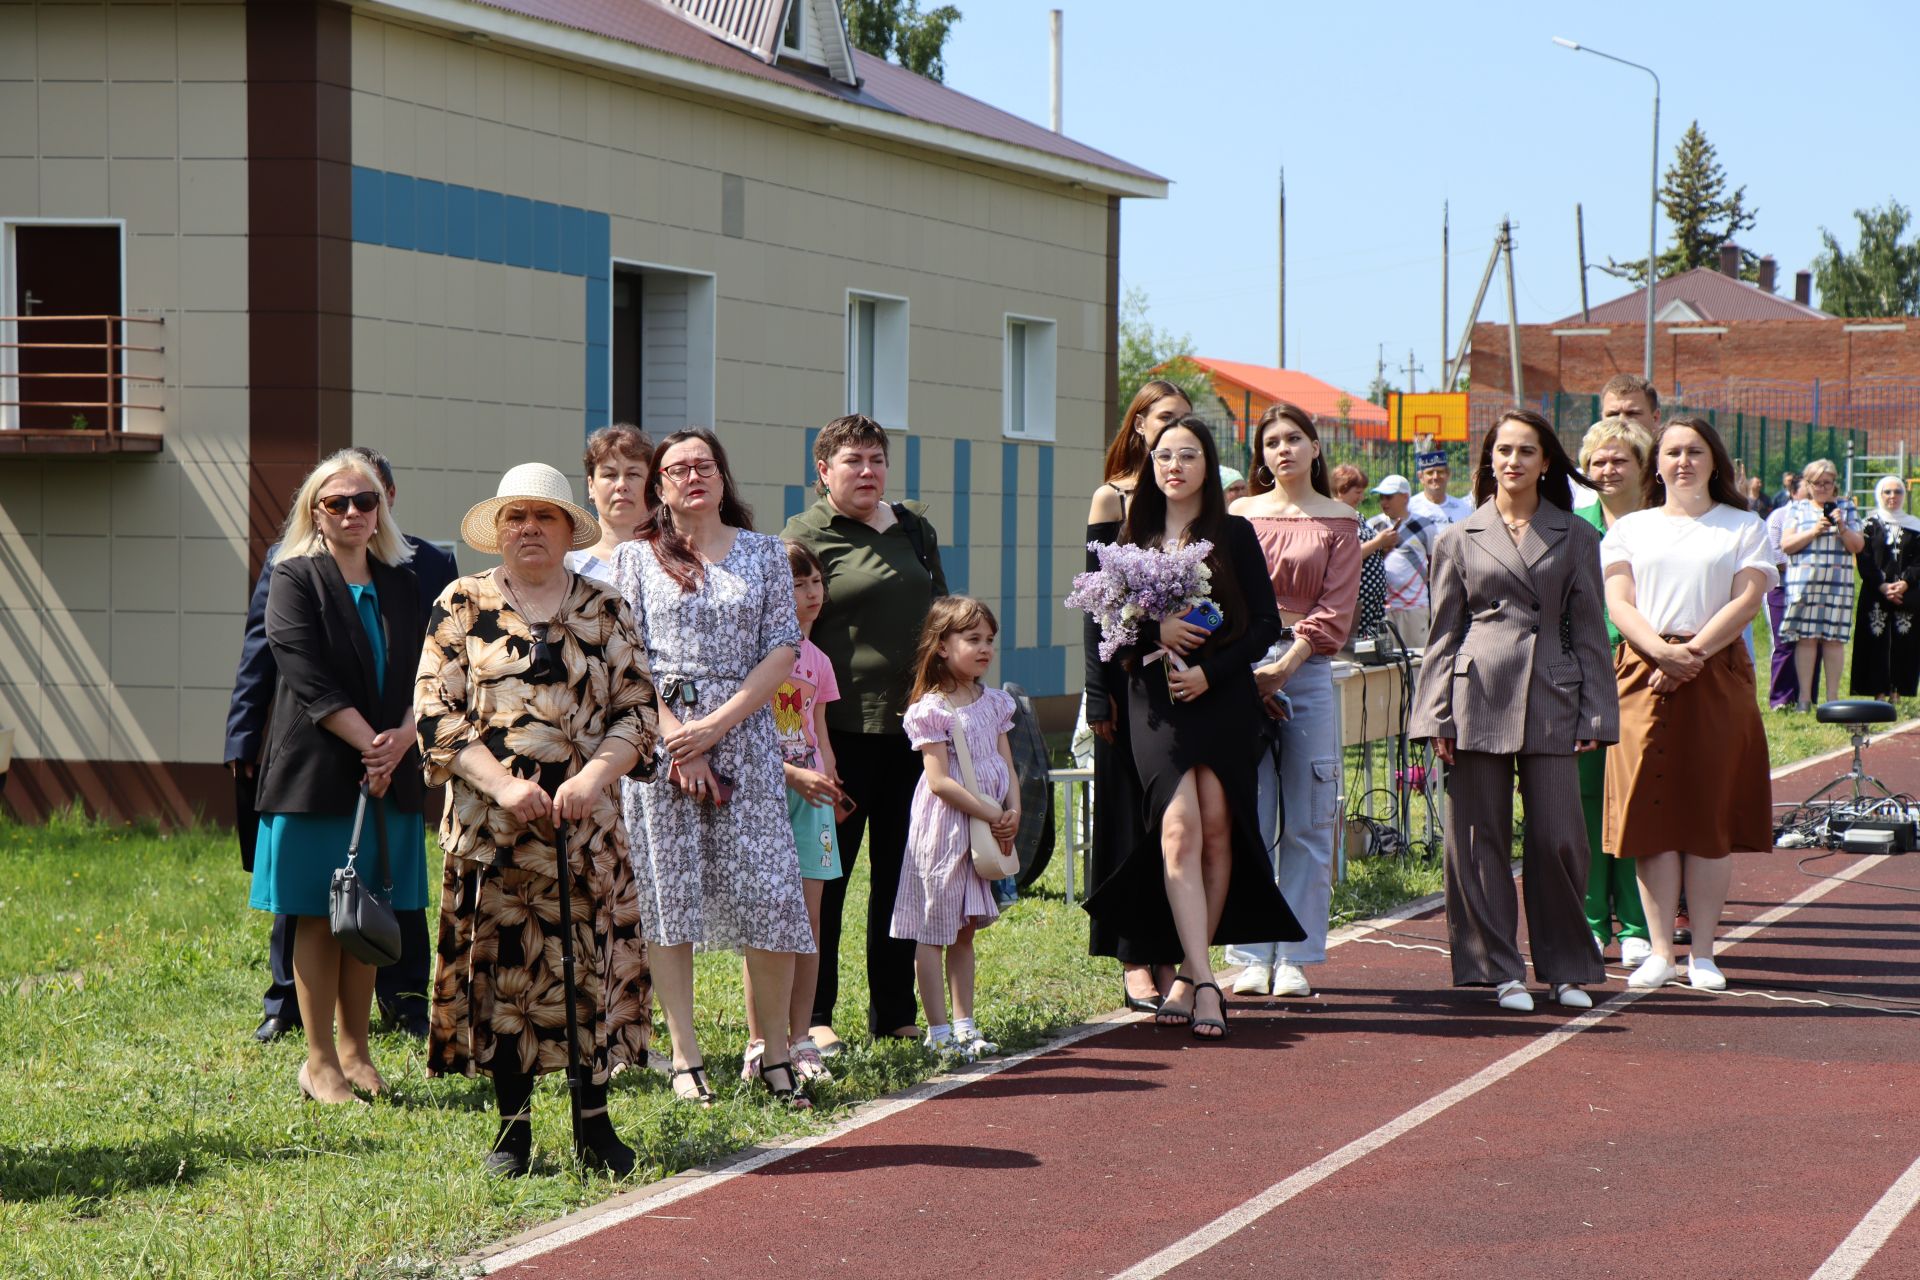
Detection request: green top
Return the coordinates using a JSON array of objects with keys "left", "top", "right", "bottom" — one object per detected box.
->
[
  {"left": 1575, "top": 502, "right": 1622, "bottom": 647},
  {"left": 782, "top": 497, "right": 949, "bottom": 735}
]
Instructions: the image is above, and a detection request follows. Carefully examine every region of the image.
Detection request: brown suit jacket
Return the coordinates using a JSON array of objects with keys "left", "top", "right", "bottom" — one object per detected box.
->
[{"left": 1410, "top": 499, "right": 1618, "bottom": 755}]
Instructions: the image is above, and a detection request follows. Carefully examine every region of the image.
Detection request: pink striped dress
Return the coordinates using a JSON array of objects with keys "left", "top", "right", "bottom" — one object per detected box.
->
[{"left": 888, "top": 686, "right": 1014, "bottom": 945}]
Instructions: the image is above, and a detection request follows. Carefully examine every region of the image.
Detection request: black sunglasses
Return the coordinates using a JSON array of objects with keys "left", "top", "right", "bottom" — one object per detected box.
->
[{"left": 317, "top": 490, "right": 380, "bottom": 516}]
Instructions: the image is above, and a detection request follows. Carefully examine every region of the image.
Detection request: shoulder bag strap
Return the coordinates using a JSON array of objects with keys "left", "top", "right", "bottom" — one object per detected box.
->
[
  {"left": 892, "top": 502, "right": 931, "bottom": 572},
  {"left": 941, "top": 693, "right": 983, "bottom": 800}
]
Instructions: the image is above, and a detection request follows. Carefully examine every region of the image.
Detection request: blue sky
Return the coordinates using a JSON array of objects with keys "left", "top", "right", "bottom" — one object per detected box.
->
[{"left": 942, "top": 1, "right": 1918, "bottom": 397}]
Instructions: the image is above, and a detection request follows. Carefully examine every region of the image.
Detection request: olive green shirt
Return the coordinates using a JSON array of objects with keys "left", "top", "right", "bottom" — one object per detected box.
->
[{"left": 782, "top": 498, "right": 948, "bottom": 735}]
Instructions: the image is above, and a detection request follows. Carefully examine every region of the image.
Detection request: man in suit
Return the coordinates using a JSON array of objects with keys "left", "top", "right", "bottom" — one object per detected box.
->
[{"left": 227, "top": 445, "right": 458, "bottom": 1042}]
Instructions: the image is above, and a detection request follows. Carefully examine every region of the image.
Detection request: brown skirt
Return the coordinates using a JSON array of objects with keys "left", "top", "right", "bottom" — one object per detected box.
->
[{"left": 1604, "top": 641, "right": 1773, "bottom": 858}]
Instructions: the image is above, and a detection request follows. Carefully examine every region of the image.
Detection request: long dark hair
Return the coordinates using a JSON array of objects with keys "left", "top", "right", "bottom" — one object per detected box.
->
[
  {"left": 638, "top": 427, "right": 756, "bottom": 591},
  {"left": 1648, "top": 416, "right": 1749, "bottom": 511},
  {"left": 1102, "top": 380, "right": 1191, "bottom": 483},
  {"left": 1120, "top": 415, "right": 1249, "bottom": 651},
  {"left": 1472, "top": 409, "right": 1596, "bottom": 509},
  {"left": 1247, "top": 402, "right": 1331, "bottom": 498}
]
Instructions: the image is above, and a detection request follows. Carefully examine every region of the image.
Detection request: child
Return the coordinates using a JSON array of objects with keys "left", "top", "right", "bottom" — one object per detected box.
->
[
  {"left": 889, "top": 596, "right": 1020, "bottom": 1060},
  {"left": 744, "top": 540, "right": 846, "bottom": 1083}
]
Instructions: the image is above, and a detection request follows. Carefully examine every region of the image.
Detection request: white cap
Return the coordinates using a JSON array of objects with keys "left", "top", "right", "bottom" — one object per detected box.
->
[{"left": 1371, "top": 474, "right": 1412, "bottom": 496}]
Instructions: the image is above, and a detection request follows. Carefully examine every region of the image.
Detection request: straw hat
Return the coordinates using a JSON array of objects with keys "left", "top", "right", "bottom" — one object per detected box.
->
[{"left": 460, "top": 463, "right": 600, "bottom": 554}]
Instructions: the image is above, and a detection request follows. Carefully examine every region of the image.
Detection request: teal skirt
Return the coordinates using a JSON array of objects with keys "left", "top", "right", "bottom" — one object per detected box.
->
[{"left": 249, "top": 808, "right": 428, "bottom": 918}]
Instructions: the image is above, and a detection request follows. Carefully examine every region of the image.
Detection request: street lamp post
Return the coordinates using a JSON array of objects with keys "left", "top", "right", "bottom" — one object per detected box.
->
[{"left": 1554, "top": 37, "right": 1660, "bottom": 383}]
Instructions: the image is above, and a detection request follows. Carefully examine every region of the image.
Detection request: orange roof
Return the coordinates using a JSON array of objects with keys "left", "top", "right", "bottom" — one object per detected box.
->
[{"left": 1188, "top": 357, "right": 1388, "bottom": 424}]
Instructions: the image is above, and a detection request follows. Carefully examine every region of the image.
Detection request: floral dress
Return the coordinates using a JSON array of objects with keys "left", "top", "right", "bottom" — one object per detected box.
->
[
  {"left": 615, "top": 531, "right": 815, "bottom": 953},
  {"left": 413, "top": 571, "right": 660, "bottom": 1083},
  {"left": 1781, "top": 497, "right": 1861, "bottom": 642}
]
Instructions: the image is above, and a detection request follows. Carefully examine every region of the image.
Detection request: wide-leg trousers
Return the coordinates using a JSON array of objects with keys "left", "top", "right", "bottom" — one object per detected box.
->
[{"left": 1443, "top": 750, "right": 1604, "bottom": 988}]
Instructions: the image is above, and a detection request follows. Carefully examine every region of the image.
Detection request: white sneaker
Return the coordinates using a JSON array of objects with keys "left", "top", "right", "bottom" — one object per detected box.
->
[
  {"left": 1620, "top": 936, "right": 1653, "bottom": 967},
  {"left": 1592, "top": 931, "right": 1607, "bottom": 957},
  {"left": 1495, "top": 980, "right": 1534, "bottom": 1012},
  {"left": 1687, "top": 956, "right": 1727, "bottom": 991},
  {"left": 1230, "top": 964, "right": 1273, "bottom": 996},
  {"left": 1552, "top": 984, "right": 1593, "bottom": 1009},
  {"left": 1271, "top": 962, "right": 1312, "bottom": 997},
  {"left": 1626, "top": 956, "right": 1679, "bottom": 989}
]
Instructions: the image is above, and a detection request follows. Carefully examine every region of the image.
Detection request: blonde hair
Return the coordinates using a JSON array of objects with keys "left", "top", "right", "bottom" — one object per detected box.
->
[
  {"left": 279, "top": 450, "right": 411, "bottom": 566},
  {"left": 1577, "top": 416, "right": 1655, "bottom": 471},
  {"left": 1802, "top": 458, "right": 1840, "bottom": 486}
]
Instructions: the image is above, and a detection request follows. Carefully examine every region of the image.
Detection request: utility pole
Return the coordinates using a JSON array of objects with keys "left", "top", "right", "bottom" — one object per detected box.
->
[
  {"left": 1502, "top": 218, "right": 1524, "bottom": 406},
  {"left": 1445, "top": 224, "right": 1504, "bottom": 388},
  {"left": 1575, "top": 202, "right": 1591, "bottom": 322},
  {"left": 1377, "top": 343, "right": 1386, "bottom": 394},
  {"left": 1048, "top": 10, "right": 1062, "bottom": 132},
  {"left": 1276, "top": 168, "right": 1286, "bottom": 368},
  {"left": 1400, "top": 349, "right": 1425, "bottom": 395},
  {"left": 1441, "top": 201, "right": 1450, "bottom": 391}
]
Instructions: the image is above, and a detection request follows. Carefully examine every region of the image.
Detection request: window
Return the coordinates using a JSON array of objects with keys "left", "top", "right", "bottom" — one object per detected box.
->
[
  {"left": 781, "top": 0, "right": 811, "bottom": 57},
  {"left": 612, "top": 261, "right": 716, "bottom": 434},
  {"left": 846, "top": 290, "right": 909, "bottom": 429},
  {"left": 1003, "top": 314, "right": 1057, "bottom": 440}
]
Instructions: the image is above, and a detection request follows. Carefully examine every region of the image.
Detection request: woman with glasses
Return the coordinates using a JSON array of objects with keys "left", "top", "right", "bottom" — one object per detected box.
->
[
  {"left": 251, "top": 450, "right": 427, "bottom": 1105},
  {"left": 617, "top": 428, "right": 816, "bottom": 1109},
  {"left": 1779, "top": 458, "right": 1865, "bottom": 709},
  {"left": 415, "top": 462, "right": 660, "bottom": 1176},
  {"left": 1850, "top": 474, "right": 1920, "bottom": 700},
  {"left": 1082, "top": 417, "right": 1297, "bottom": 1041}
]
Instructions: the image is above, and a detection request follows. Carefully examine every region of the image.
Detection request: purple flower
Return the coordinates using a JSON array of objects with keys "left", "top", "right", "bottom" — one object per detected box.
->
[{"left": 1066, "top": 540, "right": 1217, "bottom": 661}]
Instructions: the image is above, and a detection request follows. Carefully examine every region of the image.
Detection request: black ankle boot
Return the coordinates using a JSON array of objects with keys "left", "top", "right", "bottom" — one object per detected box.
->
[
  {"left": 485, "top": 1068, "right": 535, "bottom": 1177},
  {"left": 573, "top": 1079, "right": 636, "bottom": 1178}
]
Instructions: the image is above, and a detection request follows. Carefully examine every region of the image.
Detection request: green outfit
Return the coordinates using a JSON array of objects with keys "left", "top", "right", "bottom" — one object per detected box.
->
[{"left": 1574, "top": 503, "right": 1646, "bottom": 946}]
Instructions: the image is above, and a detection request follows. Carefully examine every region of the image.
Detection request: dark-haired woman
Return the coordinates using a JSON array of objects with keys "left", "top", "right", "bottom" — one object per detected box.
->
[
  {"left": 1601, "top": 418, "right": 1775, "bottom": 992},
  {"left": 615, "top": 428, "right": 816, "bottom": 1108},
  {"left": 1224, "top": 404, "right": 1360, "bottom": 1000},
  {"left": 1412, "top": 411, "right": 1615, "bottom": 1011},
  {"left": 1084, "top": 380, "right": 1191, "bottom": 1011},
  {"left": 1082, "top": 416, "right": 1299, "bottom": 1040}
]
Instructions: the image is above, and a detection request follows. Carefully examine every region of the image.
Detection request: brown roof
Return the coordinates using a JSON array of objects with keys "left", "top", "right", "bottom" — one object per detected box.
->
[
  {"left": 1562, "top": 266, "right": 1831, "bottom": 325},
  {"left": 465, "top": 0, "right": 1164, "bottom": 184}
]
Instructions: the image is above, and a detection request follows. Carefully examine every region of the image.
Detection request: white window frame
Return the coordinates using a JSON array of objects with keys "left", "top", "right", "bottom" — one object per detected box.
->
[
  {"left": 0, "top": 217, "right": 130, "bottom": 433},
  {"left": 780, "top": 0, "right": 812, "bottom": 58},
  {"left": 845, "top": 288, "right": 909, "bottom": 431},
  {"left": 1002, "top": 312, "right": 1058, "bottom": 441},
  {"left": 608, "top": 257, "right": 718, "bottom": 432}
]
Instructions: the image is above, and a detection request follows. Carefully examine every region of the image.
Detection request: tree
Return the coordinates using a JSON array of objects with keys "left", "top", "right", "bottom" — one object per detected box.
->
[
  {"left": 843, "top": 0, "right": 962, "bottom": 82},
  {"left": 1117, "top": 286, "right": 1216, "bottom": 413},
  {"left": 1604, "top": 121, "right": 1758, "bottom": 284},
  {"left": 1814, "top": 200, "right": 1920, "bottom": 317}
]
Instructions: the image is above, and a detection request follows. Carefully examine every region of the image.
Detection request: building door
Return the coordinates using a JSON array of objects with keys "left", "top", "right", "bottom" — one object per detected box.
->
[
  {"left": 610, "top": 262, "right": 715, "bottom": 434},
  {"left": 11, "top": 225, "right": 122, "bottom": 431}
]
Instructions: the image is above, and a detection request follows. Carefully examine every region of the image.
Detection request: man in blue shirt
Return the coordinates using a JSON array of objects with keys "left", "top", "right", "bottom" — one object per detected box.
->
[{"left": 226, "top": 445, "right": 458, "bottom": 1042}]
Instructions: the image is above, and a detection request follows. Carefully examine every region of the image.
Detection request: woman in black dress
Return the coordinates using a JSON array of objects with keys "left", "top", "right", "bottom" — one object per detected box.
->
[
  {"left": 1084, "top": 379, "right": 1191, "bottom": 1012},
  {"left": 1851, "top": 474, "right": 1920, "bottom": 700},
  {"left": 1082, "top": 417, "right": 1300, "bottom": 1039}
]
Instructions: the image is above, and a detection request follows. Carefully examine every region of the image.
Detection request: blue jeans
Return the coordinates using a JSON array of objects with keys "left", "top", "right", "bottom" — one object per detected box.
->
[{"left": 1225, "top": 654, "right": 1338, "bottom": 968}]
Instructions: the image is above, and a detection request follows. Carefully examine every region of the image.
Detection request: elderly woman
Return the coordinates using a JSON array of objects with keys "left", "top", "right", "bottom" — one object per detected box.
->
[
  {"left": 251, "top": 450, "right": 426, "bottom": 1105},
  {"left": 568, "top": 422, "right": 653, "bottom": 586},
  {"left": 1574, "top": 416, "right": 1655, "bottom": 968},
  {"left": 415, "top": 462, "right": 659, "bottom": 1178},
  {"left": 1779, "top": 458, "right": 1866, "bottom": 709},
  {"left": 1851, "top": 475, "right": 1920, "bottom": 700},
  {"left": 618, "top": 428, "right": 815, "bottom": 1109},
  {"left": 783, "top": 414, "right": 948, "bottom": 1050}
]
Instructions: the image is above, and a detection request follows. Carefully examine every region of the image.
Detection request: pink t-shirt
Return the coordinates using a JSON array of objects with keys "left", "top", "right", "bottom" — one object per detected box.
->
[{"left": 774, "top": 638, "right": 840, "bottom": 768}]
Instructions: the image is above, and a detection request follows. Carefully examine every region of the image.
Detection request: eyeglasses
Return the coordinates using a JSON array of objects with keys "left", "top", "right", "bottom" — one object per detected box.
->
[
  {"left": 661, "top": 459, "right": 720, "bottom": 483},
  {"left": 317, "top": 491, "right": 379, "bottom": 516},
  {"left": 1150, "top": 449, "right": 1204, "bottom": 468}
]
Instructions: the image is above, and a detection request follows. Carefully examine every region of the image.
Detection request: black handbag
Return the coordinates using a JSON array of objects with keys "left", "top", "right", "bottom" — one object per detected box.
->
[{"left": 329, "top": 783, "right": 402, "bottom": 967}]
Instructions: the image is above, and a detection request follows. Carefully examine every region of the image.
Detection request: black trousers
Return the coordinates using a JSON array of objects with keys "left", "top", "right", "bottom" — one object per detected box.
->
[{"left": 813, "top": 729, "right": 924, "bottom": 1036}]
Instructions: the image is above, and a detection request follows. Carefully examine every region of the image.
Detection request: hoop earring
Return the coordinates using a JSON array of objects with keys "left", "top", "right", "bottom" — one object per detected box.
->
[{"left": 1256, "top": 464, "right": 1275, "bottom": 485}]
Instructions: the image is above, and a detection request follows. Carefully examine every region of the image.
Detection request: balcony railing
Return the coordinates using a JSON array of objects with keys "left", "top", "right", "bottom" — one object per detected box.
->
[{"left": 0, "top": 314, "right": 165, "bottom": 455}]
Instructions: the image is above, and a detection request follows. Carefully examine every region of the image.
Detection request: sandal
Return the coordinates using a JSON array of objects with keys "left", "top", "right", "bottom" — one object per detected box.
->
[
  {"left": 1154, "top": 974, "right": 1197, "bottom": 1027},
  {"left": 1190, "top": 981, "right": 1228, "bottom": 1041},
  {"left": 740, "top": 1038, "right": 765, "bottom": 1083},
  {"left": 789, "top": 1037, "right": 833, "bottom": 1082},
  {"left": 758, "top": 1060, "right": 813, "bottom": 1111},
  {"left": 670, "top": 1063, "right": 716, "bottom": 1108}
]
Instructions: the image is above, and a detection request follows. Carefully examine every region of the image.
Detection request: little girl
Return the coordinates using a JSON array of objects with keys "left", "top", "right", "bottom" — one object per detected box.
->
[
  {"left": 889, "top": 596, "right": 1021, "bottom": 1059},
  {"left": 744, "top": 540, "right": 845, "bottom": 1083}
]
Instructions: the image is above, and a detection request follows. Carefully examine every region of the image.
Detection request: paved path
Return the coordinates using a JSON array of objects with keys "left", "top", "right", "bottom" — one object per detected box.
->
[{"left": 482, "top": 733, "right": 1920, "bottom": 1279}]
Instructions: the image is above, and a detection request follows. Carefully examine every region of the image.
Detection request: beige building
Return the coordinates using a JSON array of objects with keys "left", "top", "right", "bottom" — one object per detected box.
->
[{"left": 0, "top": 0, "right": 1164, "bottom": 823}]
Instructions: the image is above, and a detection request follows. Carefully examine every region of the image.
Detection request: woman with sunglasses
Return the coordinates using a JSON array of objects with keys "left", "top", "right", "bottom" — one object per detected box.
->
[
  {"left": 415, "top": 462, "right": 661, "bottom": 1176},
  {"left": 250, "top": 451, "right": 427, "bottom": 1105},
  {"left": 616, "top": 429, "right": 816, "bottom": 1109}
]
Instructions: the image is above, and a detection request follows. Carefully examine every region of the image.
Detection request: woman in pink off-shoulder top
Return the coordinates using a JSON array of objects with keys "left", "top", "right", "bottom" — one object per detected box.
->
[{"left": 1224, "top": 403, "right": 1362, "bottom": 1000}]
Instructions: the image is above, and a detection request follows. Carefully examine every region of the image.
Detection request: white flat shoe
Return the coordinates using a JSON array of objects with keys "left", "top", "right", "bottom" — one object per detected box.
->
[
  {"left": 1230, "top": 964, "right": 1272, "bottom": 996},
  {"left": 1620, "top": 936, "right": 1653, "bottom": 967},
  {"left": 1626, "top": 956, "right": 1679, "bottom": 989},
  {"left": 1271, "top": 962, "right": 1312, "bottom": 997},
  {"left": 1552, "top": 984, "right": 1593, "bottom": 1009},
  {"left": 1687, "top": 956, "right": 1727, "bottom": 990},
  {"left": 1495, "top": 980, "right": 1534, "bottom": 1012}
]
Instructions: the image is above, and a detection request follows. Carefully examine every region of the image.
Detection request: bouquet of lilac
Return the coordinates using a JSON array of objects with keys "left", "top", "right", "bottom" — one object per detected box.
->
[{"left": 1065, "top": 539, "right": 1216, "bottom": 662}]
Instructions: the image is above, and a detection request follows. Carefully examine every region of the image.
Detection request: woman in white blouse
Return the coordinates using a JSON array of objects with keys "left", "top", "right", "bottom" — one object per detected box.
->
[
  {"left": 1600, "top": 418, "right": 1776, "bottom": 991},
  {"left": 567, "top": 423, "right": 653, "bottom": 585}
]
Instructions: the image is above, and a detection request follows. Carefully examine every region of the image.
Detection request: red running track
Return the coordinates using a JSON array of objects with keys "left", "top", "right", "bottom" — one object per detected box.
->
[{"left": 483, "top": 735, "right": 1920, "bottom": 1279}]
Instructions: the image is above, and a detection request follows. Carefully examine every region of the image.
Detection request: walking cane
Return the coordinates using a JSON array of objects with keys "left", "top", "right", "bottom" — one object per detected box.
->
[{"left": 552, "top": 819, "right": 587, "bottom": 1152}]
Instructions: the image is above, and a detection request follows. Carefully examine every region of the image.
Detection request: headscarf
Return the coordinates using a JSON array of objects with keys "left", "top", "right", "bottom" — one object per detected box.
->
[{"left": 1870, "top": 475, "right": 1920, "bottom": 541}]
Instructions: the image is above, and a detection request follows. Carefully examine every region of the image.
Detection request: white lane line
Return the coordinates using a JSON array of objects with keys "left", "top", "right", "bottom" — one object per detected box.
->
[
  {"left": 1809, "top": 1153, "right": 1920, "bottom": 1280},
  {"left": 1110, "top": 853, "right": 1891, "bottom": 1280}
]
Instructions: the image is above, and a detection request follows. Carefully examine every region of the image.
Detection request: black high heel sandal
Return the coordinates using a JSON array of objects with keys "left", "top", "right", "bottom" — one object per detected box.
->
[
  {"left": 758, "top": 1060, "right": 813, "bottom": 1111},
  {"left": 1123, "top": 981, "right": 1163, "bottom": 1014},
  {"left": 670, "top": 1064, "right": 717, "bottom": 1108},
  {"left": 1190, "top": 981, "right": 1229, "bottom": 1041},
  {"left": 1154, "top": 974, "right": 1197, "bottom": 1027}
]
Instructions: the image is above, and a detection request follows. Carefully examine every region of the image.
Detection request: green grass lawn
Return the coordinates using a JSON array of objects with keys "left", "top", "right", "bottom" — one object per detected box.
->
[{"left": 1747, "top": 623, "right": 1920, "bottom": 765}]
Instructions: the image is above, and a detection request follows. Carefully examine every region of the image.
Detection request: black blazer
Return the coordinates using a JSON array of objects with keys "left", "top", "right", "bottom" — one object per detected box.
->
[{"left": 252, "top": 551, "right": 425, "bottom": 816}]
